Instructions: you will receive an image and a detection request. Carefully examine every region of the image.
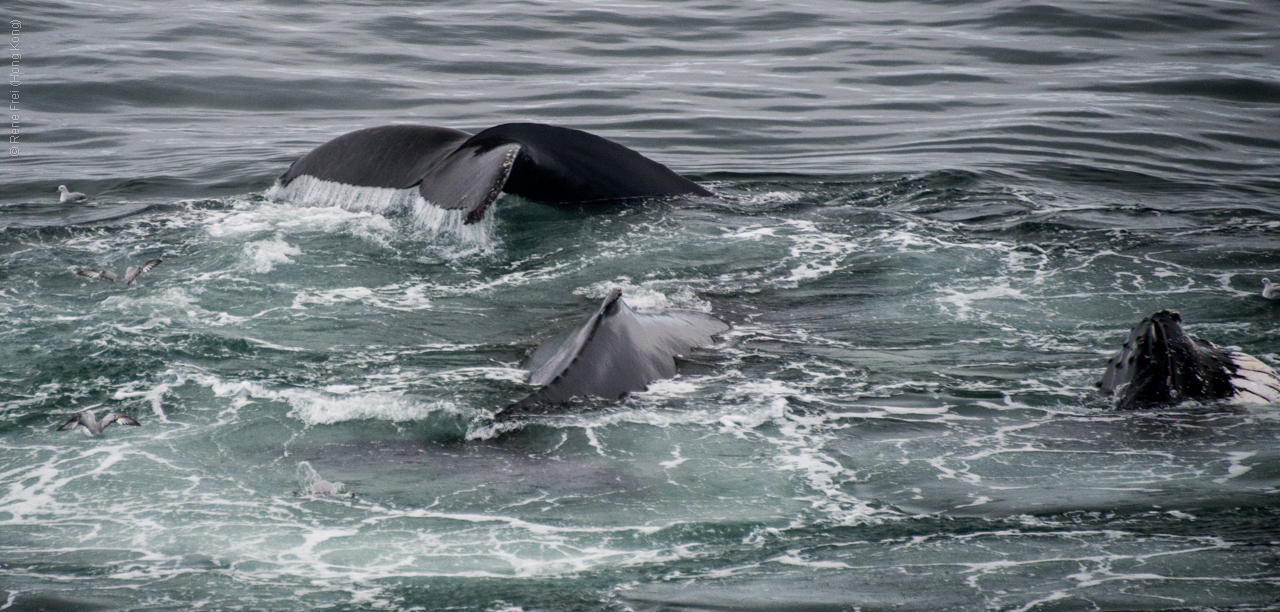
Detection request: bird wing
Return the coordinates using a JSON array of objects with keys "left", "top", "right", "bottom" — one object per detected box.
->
[
  {"left": 57, "top": 414, "right": 84, "bottom": 430},
  {"left": 77, "top": 269, "right": 118, "bottom": 282},
  {"left": 102, "top": 413, "right": 141, "bottom": 428},
  {"left": 124, "top": 259, "right": 161, "bottom": 285}
]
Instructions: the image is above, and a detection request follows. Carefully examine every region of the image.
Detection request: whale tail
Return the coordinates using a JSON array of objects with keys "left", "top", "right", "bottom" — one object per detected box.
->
[{"left": 279, "top": 123, "right": 711, "bottom": 224}]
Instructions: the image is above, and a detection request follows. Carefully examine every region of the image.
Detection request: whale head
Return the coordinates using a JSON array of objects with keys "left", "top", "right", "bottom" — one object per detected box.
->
[{"left": 1098, "top": 309, "right": 1234, "bottom": 409}]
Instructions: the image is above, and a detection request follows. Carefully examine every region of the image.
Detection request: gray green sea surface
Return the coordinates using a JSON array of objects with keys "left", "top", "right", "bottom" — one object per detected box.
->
[{"left": 2, "top": 1, "right": 1279, "bottom": 610}]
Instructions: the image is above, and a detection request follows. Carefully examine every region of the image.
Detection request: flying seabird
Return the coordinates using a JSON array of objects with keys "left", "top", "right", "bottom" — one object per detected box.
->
[
  {"left": 57, "top": 185, "right": 88, "bottom": 203},
  {"left": 76, "top": 259, "right": 162, "bottom": 285},
  {"left": 57, "top": 410, "right": 141, "bottom": 436}
]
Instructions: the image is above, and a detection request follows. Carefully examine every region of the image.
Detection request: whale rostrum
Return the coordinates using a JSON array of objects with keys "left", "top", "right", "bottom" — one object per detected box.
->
[{"left": 1099, "top": 309, "right": 1280, "bottom": 409}]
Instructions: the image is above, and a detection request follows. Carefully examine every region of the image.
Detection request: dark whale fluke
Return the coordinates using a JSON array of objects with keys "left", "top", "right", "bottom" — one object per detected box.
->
[
  {"left": 503, "top": 288, "right": 728, "bottom": 415},
  {"left": 278, "top": 123, "right": 712, "bottom": 224},
  {"left": 1098, "top": 309, "right": 1280, "bottom": 409}
]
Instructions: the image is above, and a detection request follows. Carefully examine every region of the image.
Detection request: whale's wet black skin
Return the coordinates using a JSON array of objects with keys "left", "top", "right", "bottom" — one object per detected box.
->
[
  {"left": 278, "top": 123, "right": 712, "bottom": 224},
  {"left": 1099, "top": 309, "right": 1280, "bottom": 409},
  {"left": 502, "top": 288, "right": 728, "bottom": 416}
]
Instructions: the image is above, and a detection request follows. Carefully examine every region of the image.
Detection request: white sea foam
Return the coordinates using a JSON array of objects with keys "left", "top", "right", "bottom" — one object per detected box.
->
[
  {"left": 770, "top": 552, "right": 852, "bottom": 569},
  {"left": 206, "top": 376, "right": 461, "bottom": 425},
  {"left": 742, "top": 190, "right": 803, "bottom": 205},
  {"left": 718, "top": 219, "right": 861, "bottom": 287},
  {"left": 422, "top": 260, "right": 577, "bottom": 297},
  {"left": 707, "top": 379, "right": 896, "bottom": 525},
  {"left": 1213, "top": 451, "right": 1256, "bottom": 484},
  {"left": 290, "top": 283, "right": 432, "bottom": 312},
  {"left": 574, "top": 278, "right": 712, "bottom": 312},
  {"left": 781, "top": 220, "right": 860, "bottom": 282},
  {"left": 240, "top": 235, "right": 301, "bottom": 274},
  {"left": 426, "top": 366, "right": 528, "bottom": 385},
  {"left": 135, "top": 365, "right": 465, "bottom": 427},
  {"left": 290, "top": 286, "right": 376, "bottom": 309},
  {"left": 112, "top": 380, "right": 172, "bottom": 421},
  {"left": 205, "top": 199, "right": 395, "bottom": 246},
  {"left": 100, "top": 287, "right": 249, "bottom": 328},
  {"left": 936, "top": 281, "right": 1029, "bottom": 322}
]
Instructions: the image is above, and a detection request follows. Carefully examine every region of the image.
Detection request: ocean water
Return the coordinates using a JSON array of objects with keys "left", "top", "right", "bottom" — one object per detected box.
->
[{"left": 3, "top": 1, "right": 1280, "bottom": 610}]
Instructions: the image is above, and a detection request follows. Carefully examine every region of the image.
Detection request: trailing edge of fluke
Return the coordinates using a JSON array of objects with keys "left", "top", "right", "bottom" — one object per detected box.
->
[{"left": 278, "top": 123, "right": 712, "bottom": 224}]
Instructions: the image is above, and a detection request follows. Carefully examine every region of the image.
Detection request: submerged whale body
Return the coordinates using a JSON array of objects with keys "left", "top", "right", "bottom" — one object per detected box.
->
[
  {"left": 503, "top": 288, "right": 728, "bottom": 416},
  {"left": 1098, "top": 309, "right": 1280, "bottom": 409},
  {"left": 278, "top": 123, "right": 711, "bottom": 224}
]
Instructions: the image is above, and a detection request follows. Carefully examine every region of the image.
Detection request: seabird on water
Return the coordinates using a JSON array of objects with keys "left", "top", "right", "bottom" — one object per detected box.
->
[
  {"left": 1263, "top": 278, "right": 1279, "bottom": 300},
  {"left": 57, "top": 185, "right": 88, "bottom": 203},
  {"left": 76, "top": 259, "right": 162, "bottom": 285},
  {"left": 57, "top": 409, "right": 141, "bottom": 436}
]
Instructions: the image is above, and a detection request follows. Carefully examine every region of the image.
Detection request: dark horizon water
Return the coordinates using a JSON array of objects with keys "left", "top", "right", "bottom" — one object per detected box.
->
[{"left": 3, "top": 1, "right": 1280, "bottom": 611}]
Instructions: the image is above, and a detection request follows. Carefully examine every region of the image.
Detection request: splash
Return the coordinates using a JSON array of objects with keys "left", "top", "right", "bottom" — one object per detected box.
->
[
  {"left": 574, "top": 278, "right": 713, "bottom": 312},
  {"left": 267, "top": 175, "right": 495, "bottom": 244},
  {"left": 294, "top": 461, "right": 345, "bottom": 495},
  {"left": 267, "top": 175, "right": 418, "bottom": 215}
]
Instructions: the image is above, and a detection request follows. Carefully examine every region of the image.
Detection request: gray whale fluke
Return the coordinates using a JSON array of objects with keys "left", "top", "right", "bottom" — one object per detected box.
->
[
  {"left": 503, "top": 288, "right": 728, "bottom": 415},
  {"left": 1098, "top": 309, "right": 1280, "bottom": 409},
  {"left": 278, "top": 123, "right": 712, "bottom": 224}
]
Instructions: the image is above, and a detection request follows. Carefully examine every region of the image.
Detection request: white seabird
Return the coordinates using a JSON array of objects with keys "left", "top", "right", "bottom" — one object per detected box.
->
[
  {"left": 1263, "top": 278, "right": 1279, "bottom": 300},
  {"left": 76, "top": 259, "right": 162, "bottom": 285},
  {"left": 58, "top": 410, "right": 141, "bottom": 436},
  {"left": 57, "top": 185, "right": 88, "bottom": 203}
]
